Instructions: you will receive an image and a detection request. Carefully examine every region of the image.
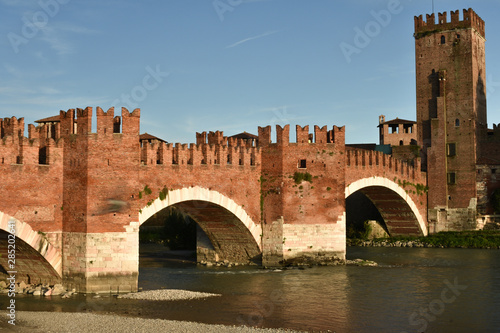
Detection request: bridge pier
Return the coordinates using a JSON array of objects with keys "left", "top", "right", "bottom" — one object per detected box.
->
[
  {"left": 262, "top": 216, "right": 346, "bottom": 267},
  {"left": 62, "top": 223, "right": 139, "bottom": 293}
]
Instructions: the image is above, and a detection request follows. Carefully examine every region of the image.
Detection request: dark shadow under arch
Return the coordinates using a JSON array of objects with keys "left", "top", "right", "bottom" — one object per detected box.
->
[
  {"left": 347, "top": 186, "right": 424, "bottom": 236},
  {"left": 141, "top": 200, "right": 261, "bottom": 264}
]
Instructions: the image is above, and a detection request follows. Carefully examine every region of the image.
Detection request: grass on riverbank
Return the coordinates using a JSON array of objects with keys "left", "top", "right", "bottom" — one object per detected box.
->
[{"left": 348, "top": 230, "right": 500, "bottom": 249}]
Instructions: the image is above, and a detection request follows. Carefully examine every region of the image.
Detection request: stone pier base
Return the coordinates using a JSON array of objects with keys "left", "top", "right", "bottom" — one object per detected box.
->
[
  {"left": 262, "top": 215, "right": 346, "bottom": 266},
  {"left": 62, "top": 222, "right": 139, "bottom": 293}
]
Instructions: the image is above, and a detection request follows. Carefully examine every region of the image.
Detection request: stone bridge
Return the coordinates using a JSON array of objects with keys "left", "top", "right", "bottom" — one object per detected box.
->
[{"left": 0, "top": 107, "right": 427, "bottom": 292}]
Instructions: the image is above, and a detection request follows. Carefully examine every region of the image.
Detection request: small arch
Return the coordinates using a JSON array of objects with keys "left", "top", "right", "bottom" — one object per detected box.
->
[
  {"left": 441, "top": 35, "right": 446, "bottom": 44},
  {"left": 455, "top": 118, "right": 460, "bottom": 127},
  {"left": 0, "top": 211, "right": 62, "bottom": 278},
  {"left": 345, "top": 177, "right": 427, "bottom": 236},
  {"left": 139, "top": 187, "right": 262, "bottom": 249}
]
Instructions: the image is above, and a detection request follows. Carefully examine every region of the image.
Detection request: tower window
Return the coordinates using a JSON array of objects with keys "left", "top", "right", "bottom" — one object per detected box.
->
[
  {"left": 447, "top": 172, "right": 456, "bottom": 185},
  {"left": 441, "top": 36, "right": 446, "bottom": 44},
  {"left": 447, "top": 143, "right": 456, "bottom": 157},
  {"left": 455, "top": 118, "right": 460, "bottom": 127},
  {"left": 298, "top": 159, "right": 307, "bottom": 169}
]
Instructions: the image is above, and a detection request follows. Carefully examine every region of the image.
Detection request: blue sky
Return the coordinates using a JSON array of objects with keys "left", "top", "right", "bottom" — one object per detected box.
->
[{"left": 1, "top": 0, "right": 500, "bottom": 144}]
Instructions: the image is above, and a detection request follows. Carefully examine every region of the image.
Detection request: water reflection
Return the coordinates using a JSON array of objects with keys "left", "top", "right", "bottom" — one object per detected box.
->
[{"left": 2, "top": 247, "right": 499, "bottom": 332}]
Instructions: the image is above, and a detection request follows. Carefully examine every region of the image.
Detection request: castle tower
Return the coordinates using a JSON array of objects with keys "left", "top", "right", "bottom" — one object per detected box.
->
[{"left": 414, "top": 9, "right": 486, "bottom": 231}]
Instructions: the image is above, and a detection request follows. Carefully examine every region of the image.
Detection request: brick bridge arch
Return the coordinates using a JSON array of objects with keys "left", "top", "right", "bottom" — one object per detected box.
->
[
  {"left": 0, "top": 211, "right": 62, "bottom": 283},
  {"left": 345, "top": 177, "right": 428, "bottom": 236},
  {"left": 345, "top": 149, "right": 428, "bottom": 236},
  {"left": 139, "top": 187, "right": 262, "bottom": 263}
]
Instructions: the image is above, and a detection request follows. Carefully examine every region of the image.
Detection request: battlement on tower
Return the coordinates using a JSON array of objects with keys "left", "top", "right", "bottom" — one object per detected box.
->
[
  {"left": 59, "top": 106, "right": 140, "bottom": 137},
  {"left": 257, "top": 124, "right": 345, "bottom": 146},
  {"left": 195, "top": 130, "right": 257, "bottom": 148},
  {"left": 0, "top": 116, "right": 24, "bottom": 140},
  {"left": 414, "top": 8, "right": 485, "bottom": 38},
  {"left": 1, "top": 107, "right": 141, "bottom": 167}
]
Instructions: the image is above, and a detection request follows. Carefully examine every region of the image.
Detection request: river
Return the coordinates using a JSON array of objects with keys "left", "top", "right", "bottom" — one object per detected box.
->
[{"left": 5, "top": 246, "right": 500, "bottom": 332}]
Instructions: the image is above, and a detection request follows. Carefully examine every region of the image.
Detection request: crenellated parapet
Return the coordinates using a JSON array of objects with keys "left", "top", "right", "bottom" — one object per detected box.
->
[
  {"left": 195, "top": 129, "right": 258, "bottom": 148},
  {"left": 0, "top": 116, "right": 24, "bottom": 140},
  {"left": 258, "top": 126, "right": 271, "bottom": 147},
  {"left": 96, "top": 107, "right": 117, "bottom": 135},
  {"left": 296, "top": 125, "right": 310, "bottom": 144},
  {"left": 1, "top": 106, "right": 143, "bottom": 167},
  {"left": 140, "top": 139, "right": 261, "bottom": 168},
  {"left": 256, "top": 124, "right": 345, "bottom": 146},
  {"left": 121, "top": 107, "right": 140, "bottom": 136},
  {"left": 345, "top": 148, "right": 425, "bottom": 185},
  {"left": 414, "top": 8, "right": 485, "bottom": 38},
  {"left": 0, "top": 116, "right": 64, "bottom": 166},
  {"left": 488, "top": 123, "right": 500, "bottom": 142}
]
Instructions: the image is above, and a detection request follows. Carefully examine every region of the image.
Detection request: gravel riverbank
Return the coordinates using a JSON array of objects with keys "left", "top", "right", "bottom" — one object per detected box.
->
[
  {"left": 117, "top": 289, "right": 221, "bottom": 301},
  {"left": 10, "top": 311, "right": 303, "bottom": 333}
]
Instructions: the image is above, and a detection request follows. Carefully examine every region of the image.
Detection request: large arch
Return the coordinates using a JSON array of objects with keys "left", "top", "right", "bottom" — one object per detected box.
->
[
  {"left": 345, "top": 177, "right": 428, "bottom": 236},
  {"left": 139, "top": 187, "right": 262, "bottom": 263},
  {"left": 0, "top": 211, "right": 62, "bottom": 283}
]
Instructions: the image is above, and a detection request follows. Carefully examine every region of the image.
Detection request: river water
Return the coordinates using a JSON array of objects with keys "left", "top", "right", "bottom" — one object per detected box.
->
[{"left": 5, "top": 246, "right": 500, "bottom": 332}]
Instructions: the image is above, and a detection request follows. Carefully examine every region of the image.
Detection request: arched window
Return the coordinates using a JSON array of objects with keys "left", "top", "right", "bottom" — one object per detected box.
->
[
  {"left": 441, "top": 35, "right": 446, "bottom": 44},
  {"left": 455, "top": 118, "right": 460, "bottom": 127}
]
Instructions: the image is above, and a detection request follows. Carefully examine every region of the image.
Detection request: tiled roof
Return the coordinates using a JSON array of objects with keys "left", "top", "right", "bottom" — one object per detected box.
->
[{"left": 378, "top": 117, "right": 416, "bottom": 127}]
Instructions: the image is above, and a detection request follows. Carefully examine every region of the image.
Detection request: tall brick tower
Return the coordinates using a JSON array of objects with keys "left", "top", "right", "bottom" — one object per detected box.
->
[{"left": 414, "top": 9, "right": 487, "bottom": 231}]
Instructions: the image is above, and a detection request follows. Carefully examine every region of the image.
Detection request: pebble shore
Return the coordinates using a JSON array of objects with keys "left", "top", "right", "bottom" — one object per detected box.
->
[
  {"left": 117, "top": 289, "right": 221, "bottom": 301},
  {"left": 13, "top": 311, "right": 302, "bottom": 333}
]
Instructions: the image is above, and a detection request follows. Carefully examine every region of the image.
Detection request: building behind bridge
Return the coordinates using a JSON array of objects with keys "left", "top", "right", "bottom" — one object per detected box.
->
[{"left": 376, "top": 8, "right": 500, "bottom": 231}]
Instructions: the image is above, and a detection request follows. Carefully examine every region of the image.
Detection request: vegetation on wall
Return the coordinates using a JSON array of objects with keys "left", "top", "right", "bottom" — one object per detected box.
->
[
  {"left": 293, "top": 171, "right": 313, "bottom": 184},
  {"left": 348, "top": 230, "right": 500, "bottom": 249}
]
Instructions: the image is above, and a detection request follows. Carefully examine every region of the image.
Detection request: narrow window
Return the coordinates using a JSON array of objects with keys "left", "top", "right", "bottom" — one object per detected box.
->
[
  {"left": 227, "top": 154, "right": 231, "bottom": 165},
  {"left": 447, "top": 143, "right": 456, "bottom": 156},
  {"left": 447, "top": 172, "right": 456, "bottom": 185},
  {"left": 441, "top": 35, "right": 446, "bottom": 44},
  {"left": 455, "top": 118, "right": 460, "bottom": 127},
  {"left": 298, "top": 159, "right": 307, "bottom": 169}
]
